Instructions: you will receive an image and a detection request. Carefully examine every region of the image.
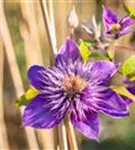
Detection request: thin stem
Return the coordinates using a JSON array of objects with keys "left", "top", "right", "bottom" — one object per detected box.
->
[
  {"left": 70, "top": 27, "right": 75, "bottom": 40},
  {"left": 115, "top": 45, "right": 135, "bottom": 51},
  {"left": 110, "top": 40, "right": 117, "bottom": 62}
]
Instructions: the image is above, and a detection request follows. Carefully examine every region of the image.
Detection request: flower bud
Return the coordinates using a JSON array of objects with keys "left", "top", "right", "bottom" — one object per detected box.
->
[{"left": 67, "top": 6, "right": 79, "bottom": 28}]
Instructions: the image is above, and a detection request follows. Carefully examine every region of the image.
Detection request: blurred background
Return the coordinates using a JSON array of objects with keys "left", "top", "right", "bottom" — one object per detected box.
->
[{"left": 1, "top": 0, "right": 135, "bottom": 149}]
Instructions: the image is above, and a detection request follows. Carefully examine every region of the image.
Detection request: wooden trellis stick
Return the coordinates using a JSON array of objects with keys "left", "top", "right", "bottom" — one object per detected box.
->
[
  {"left": 58, "top": 121, "right": 68, "bottom": 150},
  {"left": 48, "top": 0, "right": 57, "bottom": 55},
  {"left": 20, "top": 2, "right": 43, "bottom": 67},
  {"left": 0, "top": 2, "right": 39, "bottom": 149},
  {"left": 39, "top": 0, "right": 69, "bottom": 150},
  {"left": 20, "top": 2, "right": 56, "bottom": 149},
  {"left": 39, "top": 0, "right": 57, "bottom": 55},
  {"left": 0, "top": 37, "right": 9, "bottom": 150},
  {"left": 65, "top": 119, "right": 78, "bottom": 150}
]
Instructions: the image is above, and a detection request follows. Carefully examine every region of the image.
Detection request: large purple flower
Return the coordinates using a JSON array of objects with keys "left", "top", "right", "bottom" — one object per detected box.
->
[
  {"left": 103, "top": 7, "right": 135, "bottom": 39},
  {"left": 23, "top": 38, "right": 130, "bottom": 140}
]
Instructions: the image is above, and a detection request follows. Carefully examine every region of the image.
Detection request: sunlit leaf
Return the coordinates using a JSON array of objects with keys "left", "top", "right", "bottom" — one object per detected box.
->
[
  {"left": 127, "top": 73, "right": 135, "bottom": 81},
  {"left": 78, "top": 40, "right": 91, "bottom": 62},
  {"left": 15, "top": 88, "right": 39, "bottom": 107},
  {"left": 123, "top": 4, "right": 135, "bottom": 19},
  {"left": 107, "top": 50, "right": 114, "bottom": 60},
  {"left": 121, "top": 55, "right": 135, "bottom": 81},
  {"left": 111, "top": 86, "right": 135, "bottom": 102}
]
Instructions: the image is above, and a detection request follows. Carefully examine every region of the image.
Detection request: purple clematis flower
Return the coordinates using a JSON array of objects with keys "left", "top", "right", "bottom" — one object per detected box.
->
[
  {"left": 103, "top": 7, "right": 135, "bottom": 39},
  {"left": 23, "top": 38, "right": 130, "bottom": 140},
  {"left": 124, "top": 77, "right": 135, "bottom": 95}
]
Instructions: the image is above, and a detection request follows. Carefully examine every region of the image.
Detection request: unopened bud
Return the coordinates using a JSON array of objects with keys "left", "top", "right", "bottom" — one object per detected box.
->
[{"left": 67, "top": 6, "right": 79, "bottom": 28}]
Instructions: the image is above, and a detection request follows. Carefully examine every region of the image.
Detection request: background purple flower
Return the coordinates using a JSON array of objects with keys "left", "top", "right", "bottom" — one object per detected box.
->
[
  {"left": 124, "top": 77, "right": 135, "bottom": 95},
  {"left": 23, "top": 39, "right": 130, "bottom": 141},
  {"left": 103, "top": 7, "right": 135, "bottom": 39}
]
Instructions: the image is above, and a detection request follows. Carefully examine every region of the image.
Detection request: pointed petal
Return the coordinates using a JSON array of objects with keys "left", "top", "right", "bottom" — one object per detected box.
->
[
  {"left": 23, "top": 94, "right": 70, "bottom": 128},
  {"left": 103, "top": 8, "right": 118, "bottom": 29},
  {"left": 122, "top": 97, "right": 132, "bottom": 105},
  {"left": 124, "top": 77, "right": 135, "bottom": 95},
  {"left": 55, "top": 38, "right": 81, "bottom": 65},
  {"left": 27, "top": 65, "right": 46, "bottom": 90},
  {"left": 120, "top": 16, "right": 135, "bottom": 29},
  {"left": 89, "top": 61, "right": 118, "bottom": 85},
  {"left": 27, "top": 65, "right": 63, "bottom": 91},
  {"left": 119, "top": 27, "right": 133, "bottom": 37},
  {"left": 94, "top": 88, "right": 129, "bottom": 118},
  {"left": 70, "top": 110, "right": 99, "bottom": 140}
]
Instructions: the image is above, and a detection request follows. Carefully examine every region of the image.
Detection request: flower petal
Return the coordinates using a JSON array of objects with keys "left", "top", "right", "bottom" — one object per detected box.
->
[
  {"left": 120, "top": 16, "right": 135, "bottom": 29},
  {"left": 124, "top": 77, "right": 135, "bottom": 95},
  {"left": 27, "top": 65, "right": 63, "bottom": 91},
  {"left": 23, "top": 94, "right": 70, "bottom": 128},
  {"left": 89, "top": 61, "right": 118, "bottom": 85},
  {"left": 55, "top": 38, "right": 81, "bottom": 65},
  {"left": 122, "top": 97, "right": 132, "bottom": 105},
  {"left": 119, "top": 27, "right": 133, "bottom": 37},
  {"left": 103, "top": 8, "right": 118, "bottom": 29},
  {"left": 93, "top": 88, "right": 129, "bottom": 118},
  {"left": 27, "top": 65, "right": 46, "bottom": 90},
  {"left": 70, "top": 110, "right": 99, "bottom": 140}
]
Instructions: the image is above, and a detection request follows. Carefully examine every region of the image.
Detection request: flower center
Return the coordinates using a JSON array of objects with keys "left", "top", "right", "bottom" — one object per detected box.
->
[
  {"left": 62, "top": 74, "right": 87, "bottom": 96},
  {"left": 110, "top": 23, "right": 121, "bottom": 33}
]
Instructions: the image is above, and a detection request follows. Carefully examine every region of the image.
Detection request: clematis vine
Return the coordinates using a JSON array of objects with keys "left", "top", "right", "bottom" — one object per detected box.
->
[
  {"left": 103, "top": 7, "right": 135, "bottom": 39},
  {"left": 23, "top": 38, "right": 130, "bottom": 141}
]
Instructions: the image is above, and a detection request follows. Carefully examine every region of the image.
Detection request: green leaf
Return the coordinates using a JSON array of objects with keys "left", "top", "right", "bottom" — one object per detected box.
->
[
  {"left": 78, "top": 40, "right": 91, "bottom": 62},
  {"left": 15, "top": 88, "right": 39, "bottom": 107},
  {"left": 112, "top": 86, "right": 135, "bottom": 102},
  {"left": 123, "top": 4, "right": 135, "bottom": 19},
  {"left": 107, "top": 50, "right": 114, "bottom": 60},
  {"left": 121, "top": 55, "right": 135, "bottom": 81},
  {"left": 82, "top": 41, "right": 92, "bottom": 47},
  {"left": 127, "top": 73, "right": 135, "bottom": 81},
  {"left": 89, "top": 51, "right": 109, "bottom": 60}
]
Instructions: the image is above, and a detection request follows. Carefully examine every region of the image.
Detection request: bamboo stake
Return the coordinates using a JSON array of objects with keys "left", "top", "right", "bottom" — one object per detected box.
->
[
  {"left": 39, "top": 1, "right": 69, "bottom": 150},
  {"left": 20, "top": 2, "right": 43, "bottom": 67},
  {"left": 58, "top": 121, "right": 68, "bottom": 150},
  {"left": 48, "top": 0, "right": 57, "bottom": 54},
  {"left": 65, "top": 119, "right": 78, "bottom": 150},
  {"left": 0, "top": 37, "right": 9, "bottom": 150},
  {"left": 34, "top": 1, "right": 51, "bottom": 67},
  {"left": 20, "top": 2, "right": 57, "bottom": 149},
  {"left": 39, "top": 0, "right": 57, "bottom": 55},
  {"left": 0, "top": 2, "right": 39, "bottom": 149}
]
